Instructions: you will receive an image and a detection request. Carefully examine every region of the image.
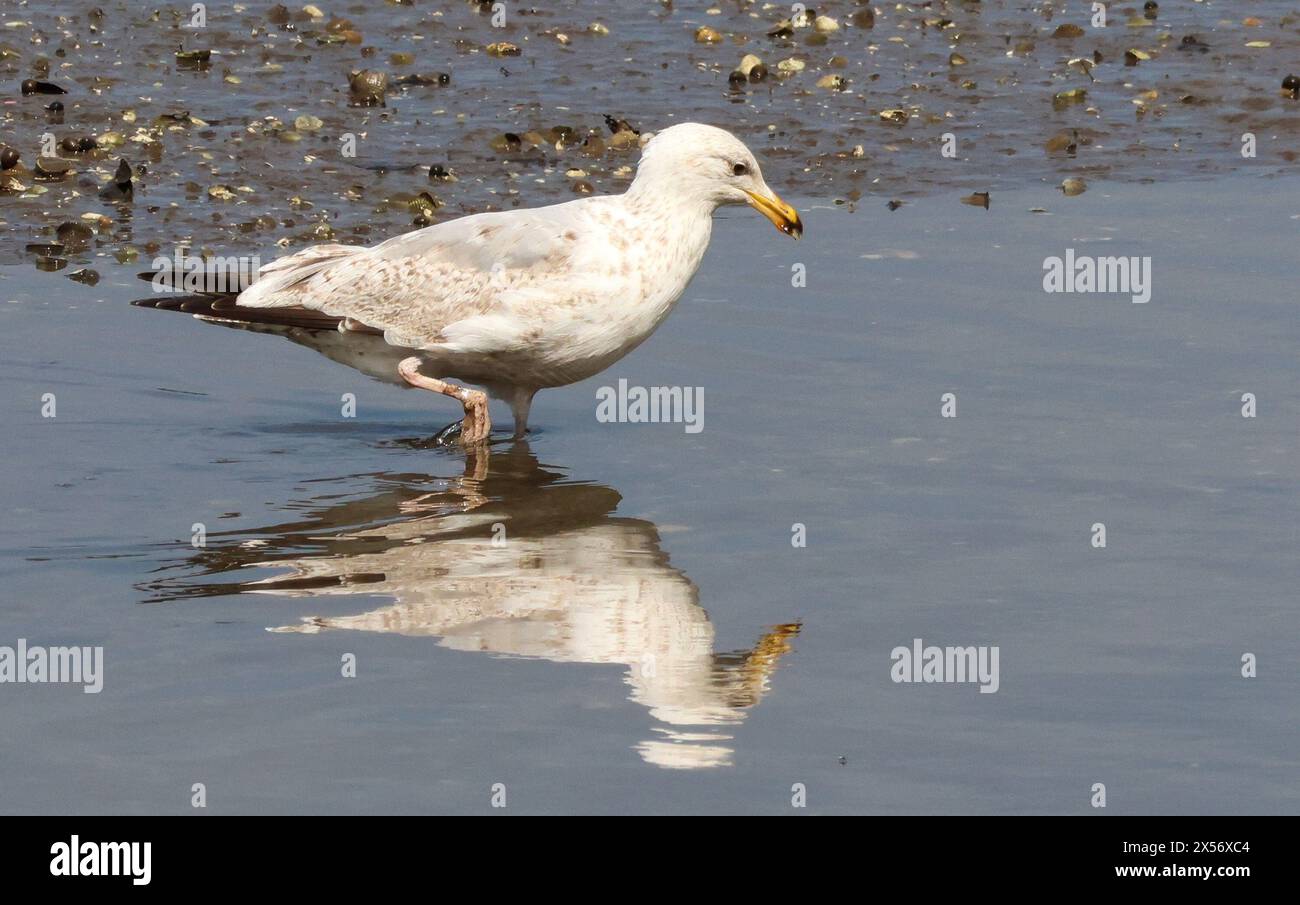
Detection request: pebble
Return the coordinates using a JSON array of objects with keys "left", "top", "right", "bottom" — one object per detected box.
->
[
  {"left": 348, "top": 69, "right": 388, "bottom": 107},
  {"left": 34, "top": 157, "right": 73, "bottom": 179},
  {"left": 176, "top": 49, "right": 211, "bottom": 68},
  {"left": 21, "top": 79, "right": 66, "bottom": 96},
  {"left": 738, "top": 53, "right": 766, "bottom": 81},
  {"left": 60, "top": 135, "right": 98, "bottom": 154}
]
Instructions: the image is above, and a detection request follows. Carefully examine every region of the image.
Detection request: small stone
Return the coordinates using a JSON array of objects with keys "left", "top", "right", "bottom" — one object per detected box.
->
[
  {"left": 34, "top": 157, "right": 73, "bottom": 179},
  {"left": 56, "top": 221, "right": 94, "bottom": 248},
  {"left": 21, "top": 79, "right": 66, "bottom": 95},
  {"left": 175, "top": 49, "right": 211, "bottom": 68},
  {"left": 491, "top": 132, "right": 523, "bottom": 153},
  {"left": 609, "top": 130, "right": 638, "bottom": 150},
  {"left": 393, "top": 72, "right": 450, "bottom": 87},
  {"left": 60, "top": 135, "right": 98, "bottom": 154},
  {"left": 1060, "top": 177, "right": 1087, "bottom": 196},
  {"left": 695, "top": 26, "right": 723, "bottom": 44},
  {"left": 1045, "top": 130, "right": 1078, "bottom": 154},
  {"left": 348, "top": 69, "right": 387, "bottom": 107}
]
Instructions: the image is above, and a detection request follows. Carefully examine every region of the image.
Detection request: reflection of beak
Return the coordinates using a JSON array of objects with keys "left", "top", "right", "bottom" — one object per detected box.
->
[{"left": 744, "top": 190, "right": 803, "bottom": 239}]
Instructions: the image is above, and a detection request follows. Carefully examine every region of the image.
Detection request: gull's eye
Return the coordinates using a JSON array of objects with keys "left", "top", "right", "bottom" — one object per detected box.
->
[{"left": 732, "top": 162, "right": 748, "bottom": 177}]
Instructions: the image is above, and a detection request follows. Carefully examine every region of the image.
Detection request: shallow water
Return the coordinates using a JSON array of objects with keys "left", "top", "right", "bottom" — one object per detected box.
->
[{"left": 1, "top": 171, "right": 1296, "bottom": 814}]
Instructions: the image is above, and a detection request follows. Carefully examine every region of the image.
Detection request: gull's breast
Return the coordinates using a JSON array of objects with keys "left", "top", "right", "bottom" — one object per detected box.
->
[
  {"left": 419, "top": 197, "right": 714, "bottom": 390},
  {"left": 503, "top": 207, "right": 712, "bottom": 386}
]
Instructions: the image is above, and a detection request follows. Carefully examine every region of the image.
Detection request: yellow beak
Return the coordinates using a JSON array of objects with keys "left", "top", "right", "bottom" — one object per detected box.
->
[{"left": 745, "top": 190, "right": 803, "bottom": 239}]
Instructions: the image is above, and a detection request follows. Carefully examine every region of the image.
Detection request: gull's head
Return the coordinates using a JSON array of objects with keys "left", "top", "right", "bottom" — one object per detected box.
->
[{"left": 632, "top": 123, "right": 803, "bottom": 239}]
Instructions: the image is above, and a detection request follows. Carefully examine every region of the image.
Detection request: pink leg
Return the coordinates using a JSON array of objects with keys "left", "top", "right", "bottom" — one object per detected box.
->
[{"left": 397, "top": 357, "right": 492, "bottom": 444}]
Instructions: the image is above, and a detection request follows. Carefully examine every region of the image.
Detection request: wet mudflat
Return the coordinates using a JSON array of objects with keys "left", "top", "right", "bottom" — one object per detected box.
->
[
  {"left": 1, "top": 171, "right": 1296, "bottom": 814},
  {"left": 1, "top": 0, "right": 1298, "bottom": 274}
]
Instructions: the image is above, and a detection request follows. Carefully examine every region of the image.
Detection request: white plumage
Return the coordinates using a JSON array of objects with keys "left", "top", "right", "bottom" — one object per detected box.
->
[{"left": 224, "top": 123, "right": 802, "bottom": 440}]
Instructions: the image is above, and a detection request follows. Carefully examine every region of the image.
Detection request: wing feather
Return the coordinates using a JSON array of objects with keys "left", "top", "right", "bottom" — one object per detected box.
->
[{"left": 236, "top": 199, "right": 607, "bottom": 352}]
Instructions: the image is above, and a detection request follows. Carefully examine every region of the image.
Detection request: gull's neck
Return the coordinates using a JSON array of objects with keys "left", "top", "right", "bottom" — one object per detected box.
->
[
  {"left": 623, "top": 170, "right": 716, "bottom": 218},
  {"left": 621, "top": 172, "right": 716, "bottom": 255},
  {"left": 618, "top": 170, "right": 716, "bottom": 309}
]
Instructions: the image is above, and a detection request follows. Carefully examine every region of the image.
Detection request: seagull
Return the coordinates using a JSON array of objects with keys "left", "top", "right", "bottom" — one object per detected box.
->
[{"left": 135, "top": 123, "right": 802, "bottom": 443}]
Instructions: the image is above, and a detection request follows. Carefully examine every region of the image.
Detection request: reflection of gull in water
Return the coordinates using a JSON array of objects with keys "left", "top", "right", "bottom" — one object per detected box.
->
[{"left": 144, "top": 442, "right": 799, "bottom": 769}]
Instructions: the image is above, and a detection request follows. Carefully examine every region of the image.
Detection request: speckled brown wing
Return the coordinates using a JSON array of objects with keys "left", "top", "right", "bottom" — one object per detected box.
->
[{"left": 235, "top": 201, "right": 596, "bottom": 351}]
